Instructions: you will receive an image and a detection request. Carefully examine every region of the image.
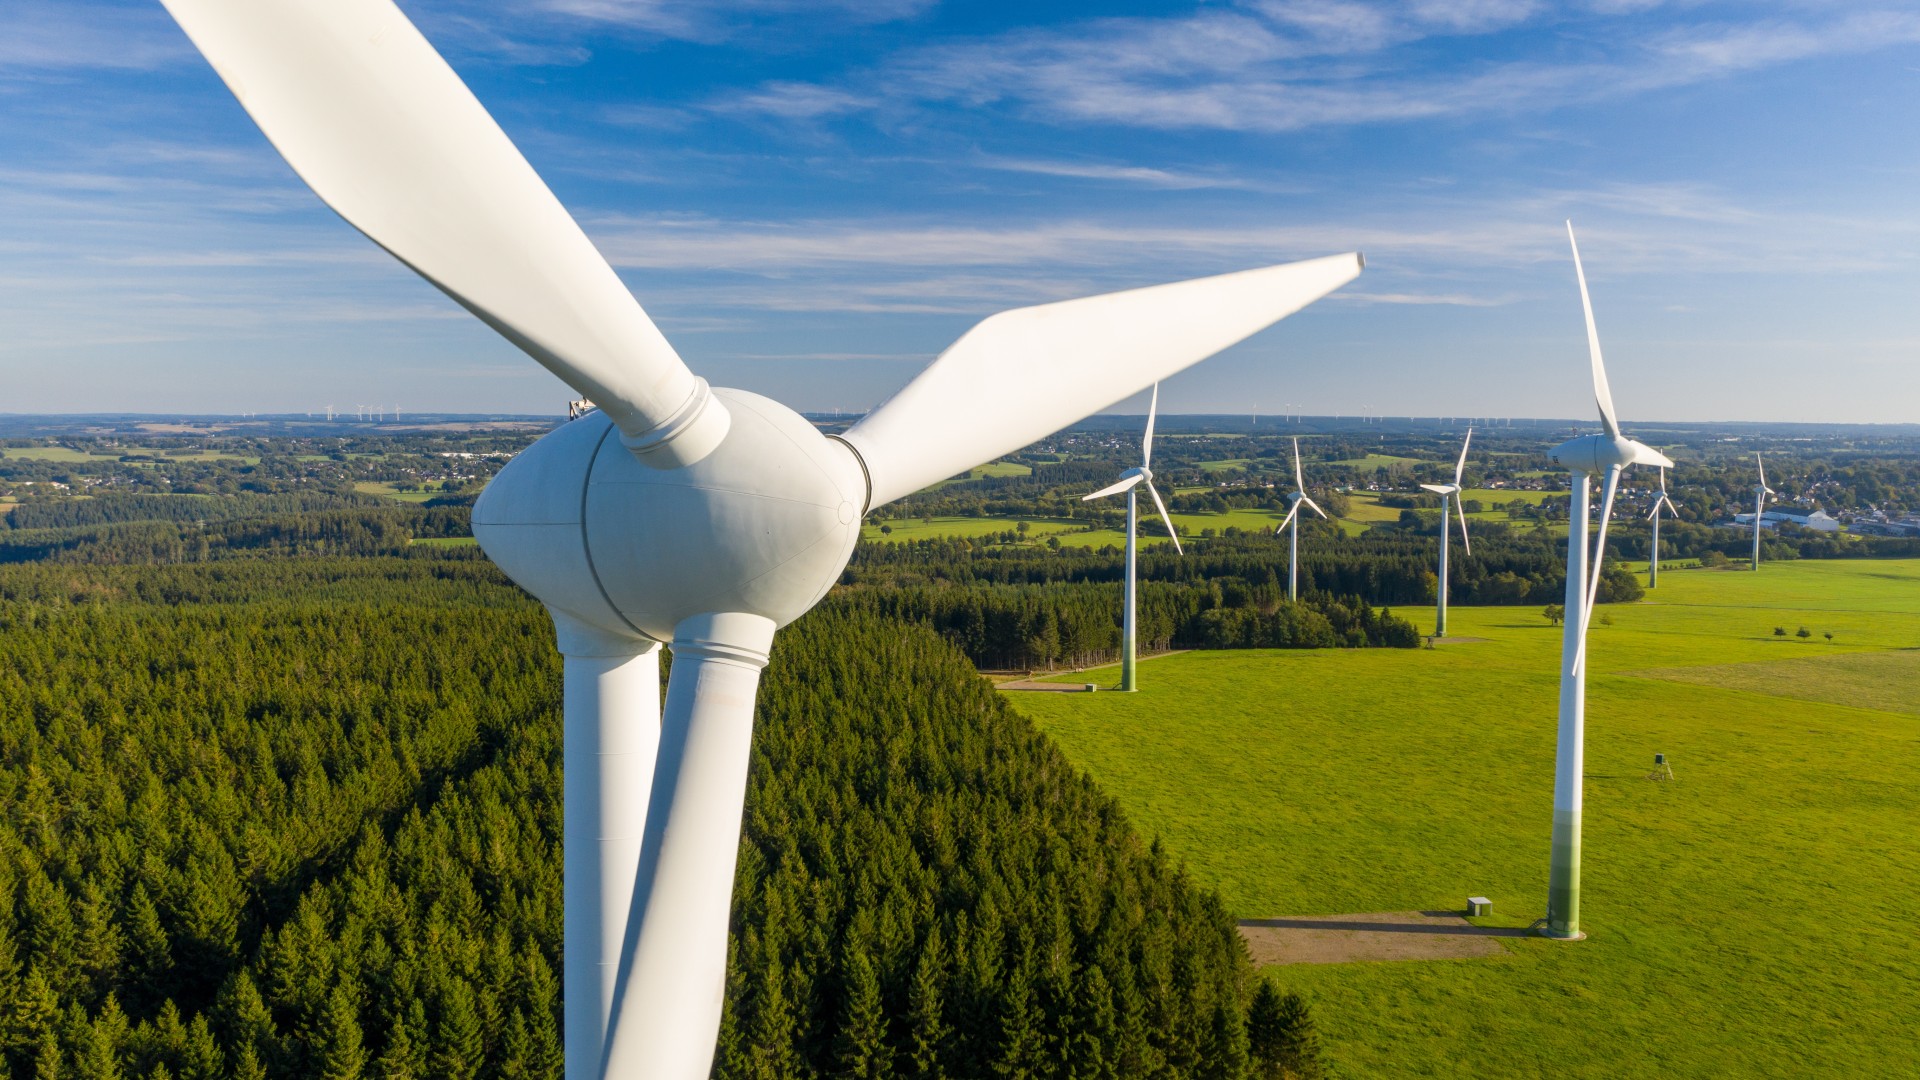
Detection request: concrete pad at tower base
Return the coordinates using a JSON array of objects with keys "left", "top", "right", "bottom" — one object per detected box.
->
[{"left": 1238, "top": 911, "right": 1533, "bottom": 965}]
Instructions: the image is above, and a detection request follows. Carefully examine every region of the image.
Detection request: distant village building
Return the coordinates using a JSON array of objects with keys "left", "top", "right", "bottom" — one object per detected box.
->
[{"left": 1725, "top": 509, "right": 1842, "bottom": 533}]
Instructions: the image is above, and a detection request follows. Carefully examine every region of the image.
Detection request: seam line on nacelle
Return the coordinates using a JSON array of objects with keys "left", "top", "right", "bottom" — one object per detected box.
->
[
  {"left": 826, "top": 434, "right": 872, "bottom": 517},
  {"left": 581, "top": 421, "right": 660, "bottom": 643}
]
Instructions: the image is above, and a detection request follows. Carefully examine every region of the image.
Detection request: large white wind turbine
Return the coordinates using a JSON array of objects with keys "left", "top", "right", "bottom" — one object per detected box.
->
[
  {"left": 1082, "top": 384, "right": 1183, "bottom": 693},
  {"left": 1274, "top": 437, "right": 1326, "bottom": 602},
  {"left": 150, "top": 3, "right": 1363, "bottom": 1075},
  {"left": 1419, "top": 428, "right": 1473, "bottom": 637},
  {"left": 1542, "top": 223, "right": 1673, "bottom": 941},
  {"left": 1646, "top": 467, "right": 1678, "bottom": 588},
  {"left": 1750, "top": 453, "right": 1775, "bottom": 571}
]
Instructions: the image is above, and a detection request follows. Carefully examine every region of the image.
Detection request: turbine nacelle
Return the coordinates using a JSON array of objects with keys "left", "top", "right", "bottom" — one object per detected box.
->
[
  {"left": 1548, "top": 433, "right": 1672, "bottom": 476},
  {"left": 474, "top": 389, "right": 864, "bottom": 643}
]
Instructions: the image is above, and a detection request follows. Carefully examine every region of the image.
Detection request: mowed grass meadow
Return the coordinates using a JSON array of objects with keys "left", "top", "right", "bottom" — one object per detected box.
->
[{"left": 1010, "top": 559, "right": 1920, "bottom": 1077}]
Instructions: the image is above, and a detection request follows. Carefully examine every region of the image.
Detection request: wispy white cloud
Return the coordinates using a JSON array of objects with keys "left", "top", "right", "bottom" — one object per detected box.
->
[
  {"left": 0, "top": 2, "right": 188, "bottom": 73},
  {"left": 530, "top": 0, "right": 933, "bottom": 42},
  {"left": 728, "top": 3, "right": 1920, "bottom": 133}
]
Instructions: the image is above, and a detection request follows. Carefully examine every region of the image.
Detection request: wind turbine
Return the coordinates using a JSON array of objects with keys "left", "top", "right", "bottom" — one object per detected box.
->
[
  {"left": 1646, "top": 467, "right": 1678, "bottom": 588},
  {"left": 1419, "top": 428, "right": 1473, "bottom": 638},
  {"left": 150, "top": 2, "right": 1363, "bottom": 1075},
  {"left": 1082, "top": 384, "right": 1182, "bottom": 693},
  {"left": 1751, "top": 453, "right": 1775, "bottom": 571},
  {"left": 1274, "top": 437, "right": 1326, "bottom": 602},
  {"left": 1542, "top": 222, "right": 1673, "bottom": 941}
]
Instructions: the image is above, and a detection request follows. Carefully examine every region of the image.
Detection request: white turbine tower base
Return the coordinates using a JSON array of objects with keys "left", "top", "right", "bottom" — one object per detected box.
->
[
  {"left": 153, "top": 2, "right": 1364, "bottom": 1072},
  {"left": 1419, "top": 428, "right": 1474, "bottom": 638},
  {"left": 1542, "top": 222, "right": 1673, "bottom": 942},
  {"left": 1083, "top": 384, "right": 1183, "bottom": 692}
]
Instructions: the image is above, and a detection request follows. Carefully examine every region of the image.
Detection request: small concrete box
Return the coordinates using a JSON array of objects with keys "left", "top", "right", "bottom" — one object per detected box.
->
[
  {"left": 1084, "top": 683, "right": 1098, "bottom": 693},
  {"left": 1467, "top": 897, "right": 1492, "bottom": 917}
]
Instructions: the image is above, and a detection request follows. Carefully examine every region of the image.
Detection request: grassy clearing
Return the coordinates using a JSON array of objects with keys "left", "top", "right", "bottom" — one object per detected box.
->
[
  {"left": 1327, "top": 453, "right": 1422, "bottom": 468},
  {"left": 1008, "top": 559, "right": 1920, "bottom": 1077},
  {"left": 352, "top": 481, "right": 438, "bottom": 503},
  {"left": 1197, "top": 459, "right": 1255, "bottom": 473},
  {"left": 860, "top": 516, "right": 1082, "bottom": 543},
  {"left": 927, "top": 461, "right": 1033, "bottom": 488},
  {"left": 408, "top": 536, "right": 478, "bottom": 547}
]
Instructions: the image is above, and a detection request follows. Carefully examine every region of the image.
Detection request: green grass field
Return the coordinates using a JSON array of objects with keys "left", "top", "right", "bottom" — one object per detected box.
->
[
  {"left": 352, "top": 480, "right": 439, "bottom": 503},
  {"left": 860, "top": 516, "right": 1084, "bottom": 543},
  {"left": 1009, "top": 559, "right": 1920, "bottom": 1077},
  {"left": 1327, "top": 453, "right": 1422, "bottom": 468}
]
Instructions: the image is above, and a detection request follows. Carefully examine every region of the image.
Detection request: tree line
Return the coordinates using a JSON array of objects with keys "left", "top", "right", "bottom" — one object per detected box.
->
[{"left": 0, "top": 558, "right": 1325, "bottom": 1078}]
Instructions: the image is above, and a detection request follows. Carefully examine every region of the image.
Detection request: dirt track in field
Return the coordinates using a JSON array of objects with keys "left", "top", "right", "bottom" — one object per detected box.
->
[{"left": 1238, "top": 910, "right": 1531, "bottom": 965}]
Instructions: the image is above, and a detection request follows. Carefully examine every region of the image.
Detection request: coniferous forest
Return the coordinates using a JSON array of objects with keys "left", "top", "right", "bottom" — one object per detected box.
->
[{"left": 0, "top": 558, "right": 1321, "bottom": 1078}]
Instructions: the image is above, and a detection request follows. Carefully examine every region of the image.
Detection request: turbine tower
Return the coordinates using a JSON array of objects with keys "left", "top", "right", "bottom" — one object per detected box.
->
[
  {"left": 1419, "top": 428, "right": 1473, "bottom": 637},
  {"left": 1542, "top": 222, "right": 1673, "bottom": 941},
  {"left": 151, "top": 2, "right": 1364, "bottom": 1074},
  {"left": 1274, "top": 437, "right": 1326, "bottom": 602},
  {"left": 1751, "top": 453, "right": 1774, "bottom": 571},
  {"left": 1082, "top": 384, "right": 1183, "bottom": 692},
  {"left": 1646, "top": 466, "right": 1678, "bottom": 588}
]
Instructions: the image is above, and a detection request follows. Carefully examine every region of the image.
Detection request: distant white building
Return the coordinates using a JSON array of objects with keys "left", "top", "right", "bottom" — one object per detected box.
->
[{"left": 1728, "top": 509, "right": 1842, "bottom": 533}]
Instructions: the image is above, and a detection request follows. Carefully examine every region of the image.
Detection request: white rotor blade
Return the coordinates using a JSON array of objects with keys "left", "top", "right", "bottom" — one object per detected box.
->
[
  {"left": 1142, "top": 383, "right": 1160, "bottom": 468},
  {"left": 602, "top": 614, "right": 773, "bottom": 1080},
  {"left": 1145, "top": 480, "right": 1184, "bottom": 555},
  {"left": 1275, "top": 501, "right": 1301, "bottom": 535},
  {"left": 1454, "top": 427, "right": 1473, "bottom": 486},
  {"left": 841, "top": 253, "right": 1364, "bottom": 507},
  {"left": 1292, "top": 436, "right": 1306, "bottom": 492},
  {"left": 1658, "top": 465, "right": 1669, "bottom": 494},
  {"left": 1567, "top": 222, "right": 1620, "bottom": 440},
  {"left": 1301, "top": 495, "right": 1329, "bottom": 520},
  {"left": 1757, "top": 453, "right": 1771, "bottom": 493},
  {"left": 158, "top": 0, "right": 705, "bottom": 446},
  {"left": 1083, "top": 473, "right": 1145, "bottom": 502},
  {"left": 1574, "top": 464, "right": 1622, "bottom": 674},
  {"left": 1455, "top": 495, "right": 1472, "bottom": 557}
]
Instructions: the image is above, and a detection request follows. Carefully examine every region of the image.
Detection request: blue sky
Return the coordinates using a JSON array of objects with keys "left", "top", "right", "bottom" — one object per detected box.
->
[{"left": 3, "top": 0, "right": 1919, "bottom": 422}]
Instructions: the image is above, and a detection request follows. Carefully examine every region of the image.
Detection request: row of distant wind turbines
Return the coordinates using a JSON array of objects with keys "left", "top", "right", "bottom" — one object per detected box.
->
[
  {"left": 1088, "top": 224, "right": 1782, "bottom": 944},
  {"left": 139, "top": 0, "right": 1774, "bottom": 1072}
]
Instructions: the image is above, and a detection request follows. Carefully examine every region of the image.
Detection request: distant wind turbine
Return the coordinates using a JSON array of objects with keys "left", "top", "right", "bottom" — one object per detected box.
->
[
  {"left": 1751, "top": 453, "right": 1774, "bottom": 571},
  {"left": 1083, "top": 384, "right": 1183, "bottom": 691},
  {"left": 1274, "top": 437, "right": 1326, "bottom": 601},
  {"left": 1646, "top": 467, "right": 1678, "bottom": 588},
  {"left": 1541, "top": 222, "right": 1673, "bottom": 941},
  {"left": 1419, "top": 427, "right": 1473, "bottom": 637}
]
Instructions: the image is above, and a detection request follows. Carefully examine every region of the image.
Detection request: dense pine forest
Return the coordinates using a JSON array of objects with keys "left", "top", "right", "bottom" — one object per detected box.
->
[{"left": 0, "top": 558, "right": 1321, "bottom": 1078}]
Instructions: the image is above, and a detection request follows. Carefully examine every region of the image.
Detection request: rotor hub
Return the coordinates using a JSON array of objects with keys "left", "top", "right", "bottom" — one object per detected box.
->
[{"left": 474, "top": 388, "right": 866, "bottom": 643}]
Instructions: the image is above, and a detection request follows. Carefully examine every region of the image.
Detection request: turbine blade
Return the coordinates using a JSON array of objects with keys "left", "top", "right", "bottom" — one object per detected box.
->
[
  {"left": 1574, "top": 465, "right": 1622, "bottom": 674},
  {"left": 157, "top": 0, "right": 709, "bottom": 450},
  {"left": 1302, "top": 496, "right": 1328, "bottom": 520},
  {"left": 1146, "top": 480, "right": 1183, "bottom": 555},
  {"left": 1454, "top": 427, "right": 1473, "bottom": 486},
  {"left": 1143, "top": 382, "right": 1160, "bottom": 467},
  {"left": 602, "top": 613, "right": 775, "bottom": 1080},
  {"left": 1292, "top": 436, "right": 1305, "bottom": 492},
  {"left": 841, "top": 253, "right": 1364, "bottom": 507},
  {"left": 1455, "top": 495, "right": 1471, "bottom": 557},
  {"left": 1757, "top": 453, "right": 1769, "bottom": 492},
  {"left": 1659, "top": 465, "right": 1668, "bottom": 494},
  {"left": 1418, "top": 483, "right": 1454, "bottom": 495},
  {"left": 1567, "top": 222, "right": 1621, "bottom": 439},
  {"left": 1275, "top": 502, "right": 1300, "bottom": 535},
  {"left": 1082, "top": 474, "right": 1145, "bottom": 501}
]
